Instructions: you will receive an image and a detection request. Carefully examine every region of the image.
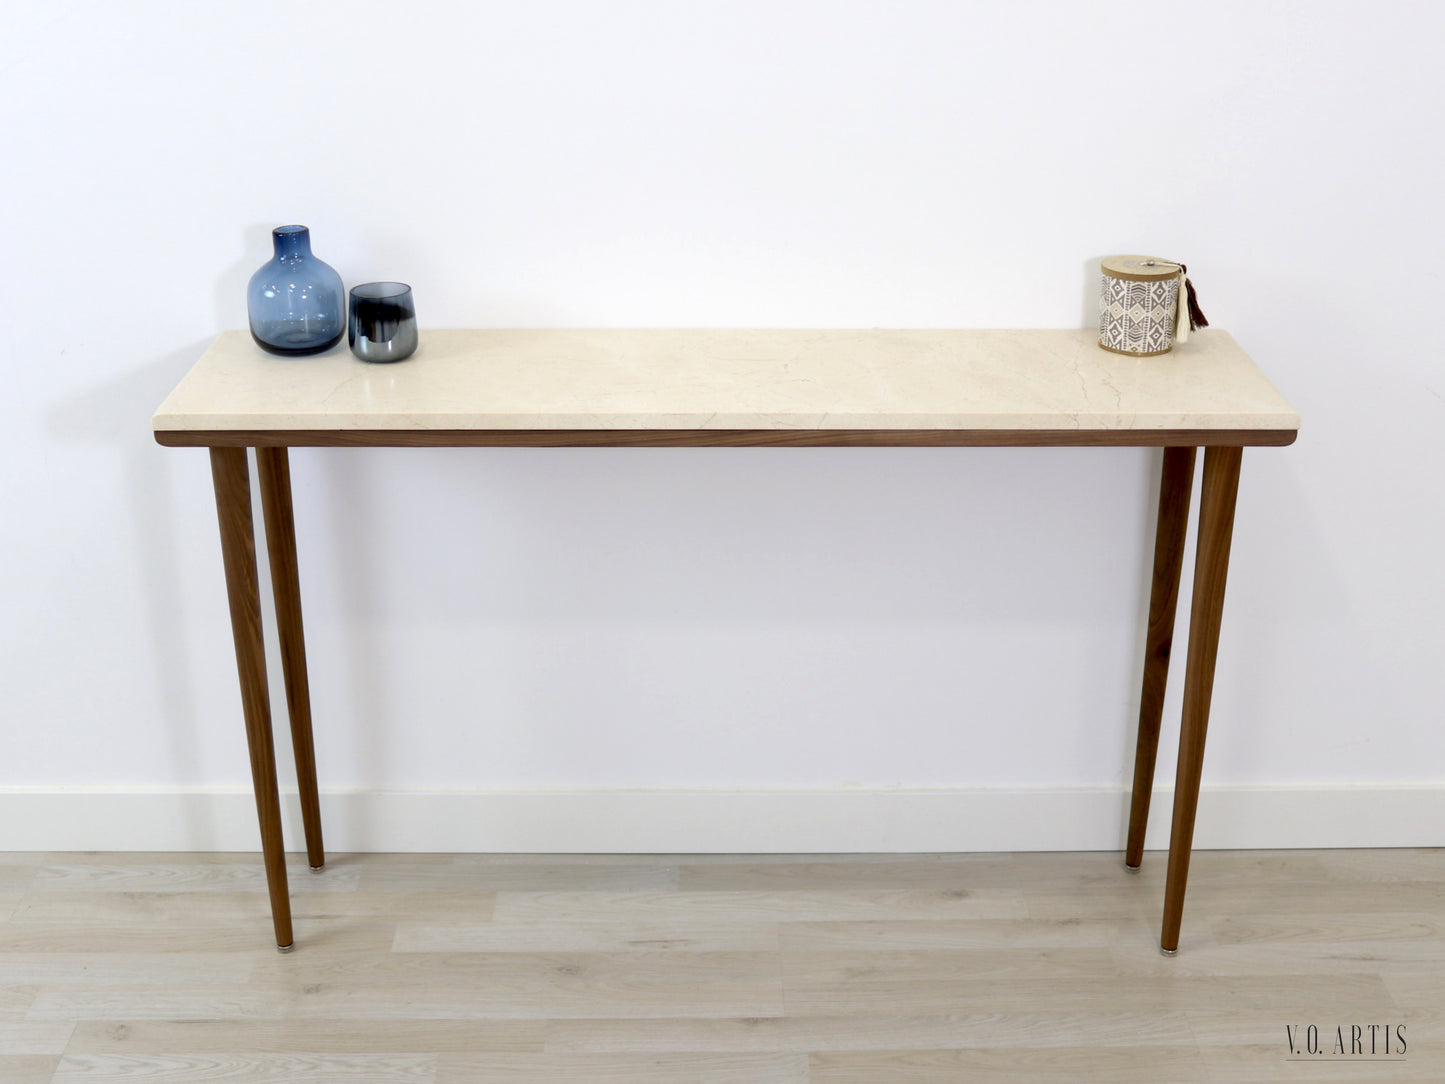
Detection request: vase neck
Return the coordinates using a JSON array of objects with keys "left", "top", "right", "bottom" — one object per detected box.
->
[{"left": 272, "top": 225, "right": 313, "bottom": 261}]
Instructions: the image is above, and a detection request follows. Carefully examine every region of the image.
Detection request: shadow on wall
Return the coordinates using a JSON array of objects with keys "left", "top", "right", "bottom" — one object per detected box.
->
[
  {"left": 301, "top": 442, "right": 1168, "bottom": 789},
  {"left": 1081, "top": 256, "right": 1103, "bottom": 331},
  {"left": 44, "top": 341, "right": 220, "bottom": 841},
  {"left": 310, "top": 445, "right": 1165, "bottom": 623}
]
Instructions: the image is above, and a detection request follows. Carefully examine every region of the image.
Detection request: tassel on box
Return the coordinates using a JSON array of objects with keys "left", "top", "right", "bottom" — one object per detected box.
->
[{"left": 1181, "top": 264, "right": 1209, "bottom": 331}]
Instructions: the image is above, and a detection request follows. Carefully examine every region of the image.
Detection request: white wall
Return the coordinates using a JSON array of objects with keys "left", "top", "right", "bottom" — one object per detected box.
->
[{"left": 3, "top": 1, "right": 1441, "bottom": 850}]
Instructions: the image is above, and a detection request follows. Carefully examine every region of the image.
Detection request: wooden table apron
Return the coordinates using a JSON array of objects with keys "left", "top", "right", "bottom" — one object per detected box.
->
[{"left": 192, "top": 428, "right": 1267, "bottom": 955}]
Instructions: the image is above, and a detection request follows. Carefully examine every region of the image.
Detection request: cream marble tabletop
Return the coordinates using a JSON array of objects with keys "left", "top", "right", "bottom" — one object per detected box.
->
[{"left": 153, "top": 328, "right": 1299, "bottom": 436}]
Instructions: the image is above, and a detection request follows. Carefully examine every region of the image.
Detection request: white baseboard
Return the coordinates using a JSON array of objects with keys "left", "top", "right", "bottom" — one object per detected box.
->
[{"left": 0, "top": 784, "right": 1440, "bottom": 853}]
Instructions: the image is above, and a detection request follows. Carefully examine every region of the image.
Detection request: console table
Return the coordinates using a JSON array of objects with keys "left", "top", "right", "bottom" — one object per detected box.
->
[{"left": 152, "top": 328, "right": 1299, "bottom": 954}]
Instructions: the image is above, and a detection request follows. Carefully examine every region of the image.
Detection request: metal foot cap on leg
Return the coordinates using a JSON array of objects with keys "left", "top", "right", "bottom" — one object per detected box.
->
[
  {"left": 309, "top": 864, "right": 324, "bottom": 873},
  {"left": 1124, "top": 862, "right": 1141, "bottom": 873},
  {"left": 1159, "top": 946, "right": 1178, "bottom": 956},
  {"left": 277, "top": 942, "right": 295, "bottom": 954}
]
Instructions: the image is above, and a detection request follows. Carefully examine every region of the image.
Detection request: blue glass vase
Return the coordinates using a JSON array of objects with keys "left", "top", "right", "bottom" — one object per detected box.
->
[{"left": 247, "top": 225, "right": 345, "bottom": 355}]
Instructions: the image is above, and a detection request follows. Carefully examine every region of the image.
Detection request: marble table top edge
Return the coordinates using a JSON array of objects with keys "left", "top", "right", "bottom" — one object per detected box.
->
[{"left": 153, "top": 328, "right": 1300, "bottom": 436}]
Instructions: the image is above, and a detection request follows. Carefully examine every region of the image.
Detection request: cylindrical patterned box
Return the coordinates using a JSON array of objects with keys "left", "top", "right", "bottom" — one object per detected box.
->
[{"left": 1099, "top": 255, "right": 1183, "bottom": 356}]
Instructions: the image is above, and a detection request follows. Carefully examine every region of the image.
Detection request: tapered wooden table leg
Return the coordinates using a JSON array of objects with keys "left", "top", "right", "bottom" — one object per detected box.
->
[
  {"left": 1160, "top": 445, "right": 1242, "bottom": 954},
  {"left": 257, "top": 447, "right": 325, "bottom": 873},
  {"left": 210, "top": 447, "right": 294, "bottom": 950},
  {"left": 1125, "top": 446, "right": 1196, "bottom": 870}
]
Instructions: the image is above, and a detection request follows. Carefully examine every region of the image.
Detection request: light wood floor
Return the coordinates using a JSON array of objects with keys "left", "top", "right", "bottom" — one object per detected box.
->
[{"left": 0, "top": 849, "right": 1440, "bottom": 1082}]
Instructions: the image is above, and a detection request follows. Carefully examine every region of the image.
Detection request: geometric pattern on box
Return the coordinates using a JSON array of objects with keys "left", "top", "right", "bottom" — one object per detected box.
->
[{"left": 1099, "top": 273, "right": 1180, "bottom": 356}]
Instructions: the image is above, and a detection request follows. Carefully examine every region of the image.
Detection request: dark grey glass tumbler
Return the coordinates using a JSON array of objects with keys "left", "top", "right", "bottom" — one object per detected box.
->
[{"left": 348, "top": 282, "right": 418, "bottom": 362}]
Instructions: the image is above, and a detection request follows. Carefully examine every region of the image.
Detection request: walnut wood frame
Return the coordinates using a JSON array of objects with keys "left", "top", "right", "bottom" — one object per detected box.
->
[
  {"left": 167, "top": 428, "right": 1295, "bottom": 448},
  {"left": 256, "top": 448, "right": 325, "bottom": 874},
  {"left": 1125, "top": 447, "right": 1197, "bottom": 872},
  {"left": 208, "top": 447, "right": 293, "bottom": 950},
  {"left": 201, "top": 436, "right": 1260, "bottom": 953}
]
